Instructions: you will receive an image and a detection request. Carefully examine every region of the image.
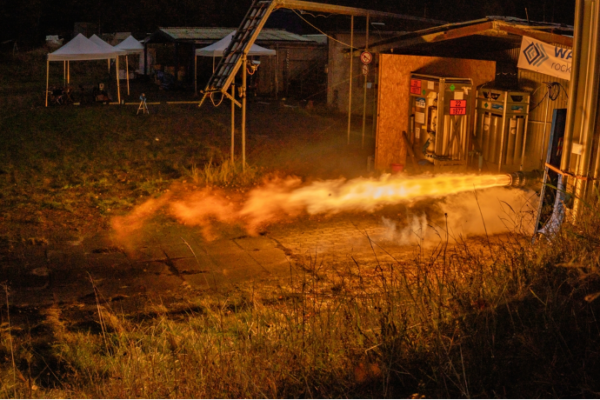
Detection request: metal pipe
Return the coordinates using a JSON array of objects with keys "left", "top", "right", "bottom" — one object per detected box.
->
[
  {"left": 497, "top": 93, "right": 508, "bottom": 171},
  {"left": 588, "top": 7, "right": 600, "bottom": 191},
  {"left": 540, "top": 89, "right": 551, "bottom": 167},
  {"left": 276, "top": 0, "right": 445, "bottom": 22},
  {"left": 573, "top": 0, "right": 600, "bottom": 218},
  {"left": 372, "top": 59, "right": 377, "bottom": 137},
  {"left": 362, "top": 13, "right": 369, "bottom": 148},
  {"left": 520, "top": 111, "right": 530, "bottom": 171},
  {"left": 242, "top": 55, "right": 247, "bottom": 172},
  {"left": 231, "top": 84, "right": 235, "bottom": 164},
  {"left": 560, "top": 0, "right": 584, "bottom": 172},
  {"left": 347, "top": 16, "right": 354, "bottom": 145}
]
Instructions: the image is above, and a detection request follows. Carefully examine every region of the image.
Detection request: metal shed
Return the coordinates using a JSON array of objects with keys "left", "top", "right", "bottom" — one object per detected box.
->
[{"left": 145, "top": 27, "right": 326, "bottom": 97}]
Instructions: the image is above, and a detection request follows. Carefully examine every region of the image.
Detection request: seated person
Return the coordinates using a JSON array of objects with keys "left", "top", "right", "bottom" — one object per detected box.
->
[
  {"left": 93, "top": 83, "right": 112, "bottom": 102},
  {"left": 51, "top": 87, "right": 64, "bottom": 105}
]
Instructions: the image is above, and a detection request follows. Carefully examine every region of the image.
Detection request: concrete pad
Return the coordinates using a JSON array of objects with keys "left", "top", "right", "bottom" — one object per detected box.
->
[
  {"left": 232, "top": 236, "right": 291, "bottom": 273},
  {"left": 201, "top": 238, "right": 284, "bottom": 286}
]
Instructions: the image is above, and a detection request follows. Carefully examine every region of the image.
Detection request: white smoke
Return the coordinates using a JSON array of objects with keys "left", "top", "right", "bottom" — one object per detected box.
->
[
  {"left": 381, "top": 187, "right": 537, "bottom": 246},
  {"left": 382, "top": 214, "right": 429, "bottom": 246}
]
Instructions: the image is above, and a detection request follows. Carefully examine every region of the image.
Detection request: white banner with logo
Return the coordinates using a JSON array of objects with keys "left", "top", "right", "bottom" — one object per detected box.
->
[{"left": 517, "top": 36, "right": 572, "bottom": 81}]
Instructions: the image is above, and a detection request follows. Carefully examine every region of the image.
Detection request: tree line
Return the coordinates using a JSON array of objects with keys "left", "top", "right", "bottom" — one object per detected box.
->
[{"left": 0, "top": 0, "right": 574, "bottom": 47}]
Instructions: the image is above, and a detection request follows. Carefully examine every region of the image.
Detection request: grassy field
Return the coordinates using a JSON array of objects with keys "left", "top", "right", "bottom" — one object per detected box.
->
[{"left": 1, "top": 49, "right": 600, "bottom": 398}]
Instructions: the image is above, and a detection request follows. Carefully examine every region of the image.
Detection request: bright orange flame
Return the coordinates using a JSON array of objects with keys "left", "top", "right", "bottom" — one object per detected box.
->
[{"left": 111, "top": 174, "right": 512, "bottom": 241}]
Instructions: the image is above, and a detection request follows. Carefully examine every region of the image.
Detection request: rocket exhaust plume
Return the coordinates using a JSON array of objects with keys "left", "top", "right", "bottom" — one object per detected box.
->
[{"left": 111, "top": 173, "right": 520, "bottom": 243}]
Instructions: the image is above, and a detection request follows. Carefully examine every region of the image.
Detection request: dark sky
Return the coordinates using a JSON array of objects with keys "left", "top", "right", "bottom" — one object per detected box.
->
[{"left": 1, "top": 0, "right": 576, "bottom": 45}]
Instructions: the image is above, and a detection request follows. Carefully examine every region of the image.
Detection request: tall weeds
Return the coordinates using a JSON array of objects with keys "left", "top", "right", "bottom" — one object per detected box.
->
[
  {"left": 2, "top": 205, "right": 600, "bottom": 398},
  {"left": 186, "top": 159, "right": 260, "bottom": 187}
]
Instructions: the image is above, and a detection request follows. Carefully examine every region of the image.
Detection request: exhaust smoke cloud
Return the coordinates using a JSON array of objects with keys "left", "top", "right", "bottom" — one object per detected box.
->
[{"left": 380, "top": 186, "right": 536, "bottom": 246}]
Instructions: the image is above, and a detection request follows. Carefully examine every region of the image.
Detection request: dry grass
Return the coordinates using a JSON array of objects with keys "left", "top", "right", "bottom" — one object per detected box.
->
[{"left": 2, "top": 208, "right": 600, "bottom": 398}]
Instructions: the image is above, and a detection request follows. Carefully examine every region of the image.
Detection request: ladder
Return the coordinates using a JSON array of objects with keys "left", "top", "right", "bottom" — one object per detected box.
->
[{"left": 202, "top": 0, "right": 277, "bottom": 96}]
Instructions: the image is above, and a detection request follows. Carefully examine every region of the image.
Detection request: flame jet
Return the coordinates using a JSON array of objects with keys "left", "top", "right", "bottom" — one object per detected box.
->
[{"left": 112, "top": 171, "right": 536, "bottom": 242}]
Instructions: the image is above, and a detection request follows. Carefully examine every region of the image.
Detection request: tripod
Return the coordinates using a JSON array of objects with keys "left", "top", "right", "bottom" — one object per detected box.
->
[{"left": 137, "top": 93, "right": 149, "bottom": 114}]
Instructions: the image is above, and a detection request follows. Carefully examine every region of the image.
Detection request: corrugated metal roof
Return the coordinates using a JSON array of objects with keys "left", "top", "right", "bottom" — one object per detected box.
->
[
  {"left": 158, "top": 27, "right": 315, "bottom": 43},
  {"left": 303, "top": 34, "right": 327, "bottom": 45},
  {"left": 367, "top": 16, "right": 573, "bottom": 54}
]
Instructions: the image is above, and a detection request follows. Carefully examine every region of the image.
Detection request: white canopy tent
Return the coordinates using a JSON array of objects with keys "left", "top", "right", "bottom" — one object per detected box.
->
[
  {"left": 115, "top": 35, "right": 144, "bottom": 54},
  {"left": 90, "top": 34, "right": 126, "bottom": 72},
  {"left": 195, "top": 31, "right": 276, "bottom": 57},
  {"left": 194, "top": 31, "right": 276, "bottom": 93},
  {"left": 46, "top": 33, "right": 122, "bottom": 106},
  {"left": 115, "top": 35, "right": 144, "bottom": 95}
]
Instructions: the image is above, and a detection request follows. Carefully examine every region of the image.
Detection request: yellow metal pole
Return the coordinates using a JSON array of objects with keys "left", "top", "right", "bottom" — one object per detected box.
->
[
  {"left": 126, "top": 55, "right": 130, "bottom": 95},
  {"left": 45, "top": 59, "right": 49, "bottom": 107},
  {"left": 116, "top": 57, "right": 121, "bottom": 104},
  {"left": 67, "top": 60, "right": 70, "bottom": 84},
  {"left": 231, "top": 84, "right": 235, "bottom": 164},
  {"left": 242, "top": 55, "right": 247, "bottom": 172},
  {"left": 362, "top": 13, "right": 369, "bottom": 148},
  {"left": 347, "top": 16, "right": 354, "bottom": 145}
]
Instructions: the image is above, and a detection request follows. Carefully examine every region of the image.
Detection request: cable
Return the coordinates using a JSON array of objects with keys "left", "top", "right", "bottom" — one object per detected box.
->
[
  {"left": 291, "top": 9, "right": 356, "bottom": 50},
  {"left": 529, "top": 82, "right": 564, "bottom": 112},
  {"left": 298, "top": 11, "right": 331, "bottom": 18},
  {"left": 210, "top": 91, "right": 225, "bottom": 107},
  {"left": 559, "top": 82, "right": 569, "bottom": 99},
  {"left": 529, "top": 92, "right": 548, "bottom": 113}
]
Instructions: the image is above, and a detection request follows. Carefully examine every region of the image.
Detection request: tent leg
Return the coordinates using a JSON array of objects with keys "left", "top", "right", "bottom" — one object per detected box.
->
[
  {"left": 126, "top": 56, "right": 130, "bottom": 96},
  {"left": 67, "top": 60, "right": 70, "bottom": 85},
  {"left": 46, "top": 60, "right": 50, "bottom": 107},
  {"left": 242, "top": 55, "right": 247, "bottom": 172},
  {"left": 231, "top": 84, "right": 235, "bottom": 164},
  {"left": 108, "top": 59, "right": 110, "bottom": 73},
  {"left": 116, "top": 57, "right": 121, "bottom": 104}
]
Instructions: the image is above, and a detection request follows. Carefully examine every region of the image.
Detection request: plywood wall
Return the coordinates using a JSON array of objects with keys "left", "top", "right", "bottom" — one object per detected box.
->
[{"left": 375, "top": 55, "right": 496, "bottom": 170}]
